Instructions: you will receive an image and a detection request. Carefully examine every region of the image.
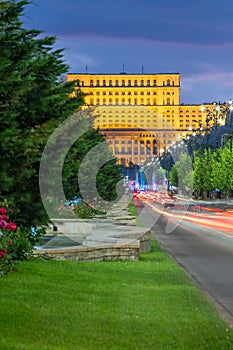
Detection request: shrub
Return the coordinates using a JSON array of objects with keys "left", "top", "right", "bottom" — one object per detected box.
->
[
  {"left": 0, "top": 207, "right": 44, "bottom": 276},
  {"left": 74, "top": 202, "right": 105, "bottom": 219},
  {"left": 51, "top": 197, "right": 106, "bottom": 219}
]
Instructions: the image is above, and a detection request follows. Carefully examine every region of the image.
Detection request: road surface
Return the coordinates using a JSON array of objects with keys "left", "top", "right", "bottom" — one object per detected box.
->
[{"left": 134, "top": 197, "right": 233, "bottom": 326}]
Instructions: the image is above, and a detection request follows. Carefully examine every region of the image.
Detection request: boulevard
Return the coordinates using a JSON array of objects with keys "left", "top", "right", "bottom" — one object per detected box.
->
[{"left": 133, "top": 193, "right": 233, "bottom": 326}]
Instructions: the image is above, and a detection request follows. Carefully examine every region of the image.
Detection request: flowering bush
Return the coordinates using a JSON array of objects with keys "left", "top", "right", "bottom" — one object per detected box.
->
[
  {"left": 49, "top": 196, "right": 107, "bottom": 219},
  {"left": 74, "top": 202, "right": 105, "bottom": 219},
  {"left": 0, "top": 207, "right": 44, "bottom": 276}
]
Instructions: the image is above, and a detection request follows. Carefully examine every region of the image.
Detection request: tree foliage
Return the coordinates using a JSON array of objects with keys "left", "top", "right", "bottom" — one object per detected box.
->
[
  {"left": 0, "top": 1, "right": 122, "bottom": 226},
  {"left": 173, "top": 153, "right": 193, "bottom": 195},
  {"left": 62, "top": 121, "right": 122, "bottom": 204},
  {"left": 169, "top": 165, "right": 178, "bottom": 187},
  {"left": 193, "top": 144, "right": 233, "bottom": 198}
]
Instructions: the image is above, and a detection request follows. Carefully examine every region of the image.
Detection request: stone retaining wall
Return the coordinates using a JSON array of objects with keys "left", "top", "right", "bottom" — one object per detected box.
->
[
  {"left": 34, "top": 242, "right": 140, "bottom": 262},
  {"left": 34, "top": 195, "right": 151, "bottom": 261}
]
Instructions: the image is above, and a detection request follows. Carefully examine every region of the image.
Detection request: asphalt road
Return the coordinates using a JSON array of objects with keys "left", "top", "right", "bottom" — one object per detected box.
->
[{"left": 134, "top": 198, "right": 233, "bottom": 326}]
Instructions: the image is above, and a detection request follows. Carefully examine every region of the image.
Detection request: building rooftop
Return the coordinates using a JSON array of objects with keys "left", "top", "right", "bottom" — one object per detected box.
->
[{"left": 68, "top": 72, "right": 180, "bottom": 76}]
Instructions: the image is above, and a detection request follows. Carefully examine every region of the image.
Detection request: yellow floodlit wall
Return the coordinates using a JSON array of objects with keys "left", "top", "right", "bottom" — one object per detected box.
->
[{"left": 67, "top": 72, "right": 213, "bottom": 165}]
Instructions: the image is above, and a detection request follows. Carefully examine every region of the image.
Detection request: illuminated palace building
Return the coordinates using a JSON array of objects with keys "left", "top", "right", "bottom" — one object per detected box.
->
[{"left": 67, "top": 72, "right": 213, "bottom": 166}]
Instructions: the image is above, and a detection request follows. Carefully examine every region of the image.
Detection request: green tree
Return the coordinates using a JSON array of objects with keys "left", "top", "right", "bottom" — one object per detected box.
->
[
  {"left": 175, "top": 153, "right": 193, "bottom": 195},
  {"left": 62, "top": 121, "right": 122, "bottom": 203},
  {"left": 0, "top": 0, "right": 84, "bottom": 226},
  {"left": 154, "top": 167, "right": 166, "bottom": 185},
  {"left": 193, "top": 149, "right": 213, "bottom": 199},
  {"left": 212, "top": 145, "right": 233, "bottom": 197},
  {"left": 169, "top": 165, "right": 178, "bottom": 187},
  {"left": 0, "top": 1, "right": 123, "bottom": 226}
]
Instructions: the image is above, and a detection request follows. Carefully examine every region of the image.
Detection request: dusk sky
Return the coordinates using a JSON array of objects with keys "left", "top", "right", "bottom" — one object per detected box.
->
[{"left": 24, "top": 0, "right": 233, "bottom": 104}]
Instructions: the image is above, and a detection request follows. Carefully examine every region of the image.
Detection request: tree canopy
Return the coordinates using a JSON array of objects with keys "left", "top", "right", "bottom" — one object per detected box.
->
[{"left": 0, "top": 0, "right": 122, "bottom": 226}]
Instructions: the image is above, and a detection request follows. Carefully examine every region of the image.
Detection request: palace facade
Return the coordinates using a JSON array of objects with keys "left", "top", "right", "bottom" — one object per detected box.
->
[{"left": 67, "top": 72, "right": 213, "bottom": 166}]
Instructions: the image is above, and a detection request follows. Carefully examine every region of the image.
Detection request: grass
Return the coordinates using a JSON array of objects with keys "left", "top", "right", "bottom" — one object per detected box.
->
[
  {"left": 1, "top": 239, "right": 233, "bottom": 349},
  {"left": 128, "top": 200, "right": 144, "bottom": 226}
]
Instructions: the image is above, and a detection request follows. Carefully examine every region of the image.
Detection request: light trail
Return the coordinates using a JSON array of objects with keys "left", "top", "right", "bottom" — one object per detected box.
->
[{"left": 144, "top": 199, "right": 233, "bottom": 235}]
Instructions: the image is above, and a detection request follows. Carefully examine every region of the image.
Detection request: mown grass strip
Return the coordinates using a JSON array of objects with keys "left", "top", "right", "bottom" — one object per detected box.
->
[
  {"left": 128, "top": 200, "right": 144, "bottom": 226},
  {"left": 0, "top": 239, "right": 233, "bottom": 350}
]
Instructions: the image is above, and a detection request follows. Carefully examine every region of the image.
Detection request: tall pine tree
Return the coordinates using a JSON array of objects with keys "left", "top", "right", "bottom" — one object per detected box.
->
[{"left": 0, "top": 1, "right": 123, "bottom": 226}]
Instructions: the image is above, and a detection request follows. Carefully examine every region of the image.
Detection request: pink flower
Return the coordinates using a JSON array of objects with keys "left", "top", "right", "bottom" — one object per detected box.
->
[
  {"left": 7, "top": 222, "right": 17, "bottom": 232},
  {"left": 0, "top": 220, "right": 7, "bottom": 229},
  {"left": 0, "top": 208, "right": 7, "bottom": 215}
]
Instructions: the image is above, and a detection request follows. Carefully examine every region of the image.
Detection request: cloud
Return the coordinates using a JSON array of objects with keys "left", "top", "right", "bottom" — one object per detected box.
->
[
  {"left": 25, "top": 0, "right": 233, "bottom": 46},
  {"left": 182, "top": 72, "right": 233, "bottom": 103},
  {"left": 23, "top": 0, "right": 233, "bottom": 104}
]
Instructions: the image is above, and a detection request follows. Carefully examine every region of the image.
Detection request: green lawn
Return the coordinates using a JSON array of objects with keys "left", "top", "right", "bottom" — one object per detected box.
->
[{"left": 1, "top": 240, "right": 233, "bottom": 350}]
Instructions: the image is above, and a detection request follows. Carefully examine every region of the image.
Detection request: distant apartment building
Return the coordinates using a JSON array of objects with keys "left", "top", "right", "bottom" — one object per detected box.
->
[{"left": 67, "top": 72, "right": 213, "bottom": 165}]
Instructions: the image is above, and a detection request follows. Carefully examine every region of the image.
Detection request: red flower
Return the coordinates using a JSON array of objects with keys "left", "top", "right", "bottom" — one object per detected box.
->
[
  {"left": 0, "top": 208, "right": 7, "bottom": 215},
  {"left": 0, "top": 215, "right": 8, "bottom": 221},
  {"left": 0, "top": 250, "right": 6, "bottom": 259},
  {"left": 7, "top": 222, "right": 17, "bottom": 232}
]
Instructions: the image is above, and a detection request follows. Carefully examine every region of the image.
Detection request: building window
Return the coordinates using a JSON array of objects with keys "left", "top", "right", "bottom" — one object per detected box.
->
[
  {"left": 122, "top": 80, "right": 125, "bottom": 86},
  {"left": 140, "top": 80, "right": 144, "bottom": 86},
  {"left": 167, "top": 79, "right": 171, "bottom": 86},
  {"left": 134, "top": 98, "right": 137, "bottom": 104},
  {"left": 96, "top": 80, "right": 100, "bottom": 86},
  {"left": 115, "top": 79, "right": 119, "bottom": 86},
  {"left": 134, "top": 80, "right": 138, "bottom": 86},
  {"left": 128, "top": 80, "right": 131, "bottom": 86},
  {"left": 147, "top": 79, "right": 150, "bottom": 86},
  {"left": 153, "top": 80, "right": 157, "bottom": 86},
  {"left": 109, "top": 79, "right": 112, "bottom": 86},
  {"left": 103, "top": 79, "right": 106, "bottom": 86},
  {"left": 109, "top": 98, "right": 112, "bottom": 104},
  {"left": 90, "top": 79, "right": 94, "bottom": 86}
]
